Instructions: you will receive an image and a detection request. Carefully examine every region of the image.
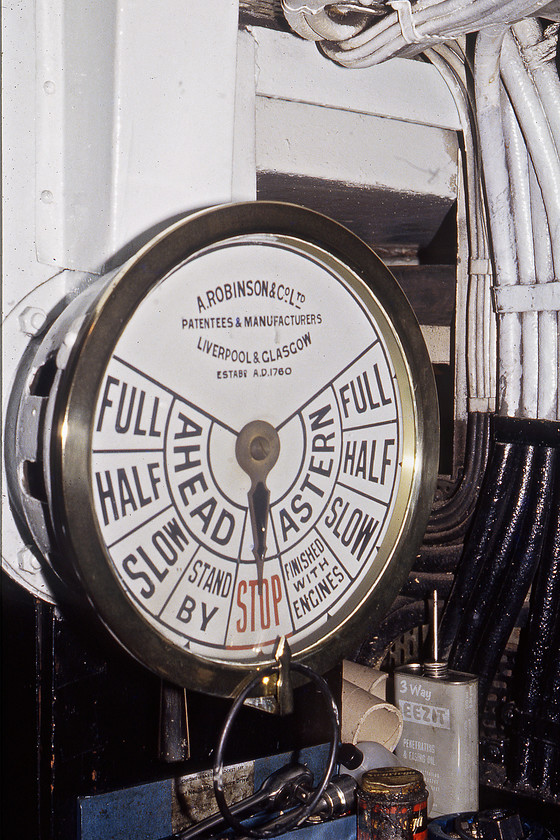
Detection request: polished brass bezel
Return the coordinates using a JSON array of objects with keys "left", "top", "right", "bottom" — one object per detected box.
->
[{"left": 50, "top": 202, "right": 439, "bottom": 698}]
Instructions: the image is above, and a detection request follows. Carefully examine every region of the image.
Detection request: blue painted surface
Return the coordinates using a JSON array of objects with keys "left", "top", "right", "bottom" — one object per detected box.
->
[
  {"left": 79, "top": 778, "right": 172, "bottom": 840},
  {"left": 279, "top": 815, "right": 355, "bottom": 840},
  {"left": 78, "top": 744, "right": 347, "bottom": 840}
]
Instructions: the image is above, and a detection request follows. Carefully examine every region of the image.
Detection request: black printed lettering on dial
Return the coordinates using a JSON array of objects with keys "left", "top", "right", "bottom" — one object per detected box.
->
[
  {"left": 166, "top": 405, "right": 244, "bottom": 558},
  {"left": 96, "top": 374, "right": 163, "bottom": 437},
  {"left": 272, "top": 399, "right": 341, "bottom": 551},
  {"left": 324, "top": 498, "right": 380, "bottom": 561},
  {"left": 120, "top": 517, "right": 190, "bottom": 599},
  {"left": 95, "top": 461, "right": 162, "bottom": 525},
  {"left": 338, "top": 365, "right": 392, "bottom": 420},
  {"left": 88, "top": 246, "right": 408, "bottom": 665}
]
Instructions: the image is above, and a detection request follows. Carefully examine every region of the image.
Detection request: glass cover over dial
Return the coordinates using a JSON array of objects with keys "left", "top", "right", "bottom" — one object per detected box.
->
[{"left": 51, "top": 203, "right": 438, "bottom": 696}]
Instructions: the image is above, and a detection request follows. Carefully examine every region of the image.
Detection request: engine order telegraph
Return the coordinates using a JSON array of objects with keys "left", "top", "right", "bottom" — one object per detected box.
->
[{"left": 3, "top": 202, "right": 438, "bottom": 698}]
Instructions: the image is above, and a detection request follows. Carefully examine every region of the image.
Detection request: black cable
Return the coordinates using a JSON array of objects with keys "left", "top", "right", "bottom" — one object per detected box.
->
[
  {"left": 355, "top": 599, "right": 427, "bottom": 667},
  {"left": 450, "top": 444, "right": 536, "bottom": 672},
  {"left": 534, "top": 610, "right": 560, "bottom": 795},
  {"left": 413, "top": 544, "right": 464, "bottom": 574},
  {"left": 426, "top": 412, "right": 490, "bottom": 536},
  {"left": 472, "top": 445, "right": 556, "bottom": 714},
  {"left": 508, "top": 448, "right": 560, "bottom": 787},
  {"left": 439, "top": 441, "right": 522, "bottom": 659},
  {"left": 533, "top": 458, "right": 560, "bottom": 794},
  {"left": 402, "top": 572, "right": 454, "bottom": 600},
  {"left": 212, "top": 662, "right": 339, "bottom": 839}
]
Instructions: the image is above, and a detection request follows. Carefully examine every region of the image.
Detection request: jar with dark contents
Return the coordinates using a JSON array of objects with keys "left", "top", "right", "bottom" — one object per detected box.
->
[{"left": 357, "top": 767, "right": 428, "bottom": 840}]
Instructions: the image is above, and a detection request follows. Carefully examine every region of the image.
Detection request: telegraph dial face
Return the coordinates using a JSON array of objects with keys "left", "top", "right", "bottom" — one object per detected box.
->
[{"left": 51, "top": 203, "right": 438, "bottom": 696}]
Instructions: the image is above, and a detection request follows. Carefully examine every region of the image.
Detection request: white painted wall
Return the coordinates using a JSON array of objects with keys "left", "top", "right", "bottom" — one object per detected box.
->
[{"left": 2, "top": 2, "right": 461, "bottom": 596}]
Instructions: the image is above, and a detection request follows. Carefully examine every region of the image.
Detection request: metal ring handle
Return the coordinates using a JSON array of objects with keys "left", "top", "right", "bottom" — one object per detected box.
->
[{"left": 212, "top": 662, "right": 340, "bottom": 838}]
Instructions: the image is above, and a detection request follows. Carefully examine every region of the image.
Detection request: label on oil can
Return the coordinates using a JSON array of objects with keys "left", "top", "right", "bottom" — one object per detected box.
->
[
  {"left": 357, "top": 794, "right": 427, "bottom": 840},
  {"left": 356, "top": 767, "right": 428, "bottom": 840}
]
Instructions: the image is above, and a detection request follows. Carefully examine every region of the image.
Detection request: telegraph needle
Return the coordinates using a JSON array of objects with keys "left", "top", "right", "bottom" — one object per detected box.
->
[{"left": 235, "top": 421, "right": 280, "bottom": 594}]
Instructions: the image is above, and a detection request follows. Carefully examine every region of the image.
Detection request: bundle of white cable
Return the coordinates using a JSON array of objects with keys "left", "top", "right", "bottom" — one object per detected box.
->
[
  {"left": 282, "top": 0, "right": 560, "bottom": 420},
  {"left": 282, "top": 0, "right": 550, "bottom": 67},
  {"left": 476, "top": 21, "right": 560, "bottom": 419},
  {"left": 424, "top": 43, "right": 496, "bottom": 413}
]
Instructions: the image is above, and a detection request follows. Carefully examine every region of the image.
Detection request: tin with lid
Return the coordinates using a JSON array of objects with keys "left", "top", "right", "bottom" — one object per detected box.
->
[{"left": 357, "top": 767, "right": 428, "bottom": 840}]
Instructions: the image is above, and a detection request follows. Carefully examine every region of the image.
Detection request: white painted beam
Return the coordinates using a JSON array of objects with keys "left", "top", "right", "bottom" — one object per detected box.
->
[
  {"left": 251, "top": 27, "right": 461, "bottom": 131},
  {"left": 2, "top": 0, "right": 57, "bottom": 311},
  {"left": 256, "top": 98, "right": 458, "bottom": 199},
  {"left": 421, "top": 325, "right": 451, "bottom": 365},
  {"left": 33, "top": 0, "right": 240, "bottom": 275}
]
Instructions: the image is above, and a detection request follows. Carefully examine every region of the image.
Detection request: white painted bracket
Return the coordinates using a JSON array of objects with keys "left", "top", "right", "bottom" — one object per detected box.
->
[
  {"left": 493, "top": 282, "right": 560, "bottom": 312},
  {"left": 34, "top": 0, "right": 241, "bottom": 275}
]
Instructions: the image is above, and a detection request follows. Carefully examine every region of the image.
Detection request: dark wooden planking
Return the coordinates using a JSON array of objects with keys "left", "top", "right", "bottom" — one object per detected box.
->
[
  {"left": 390, "top": 265, "right": 455, "bottom": 327},
  {"left": 257, "top": 172, "right": 455, "bottom": 255},
  {"left": 257, "top": 172, "right": 456, "bottom": 327}
]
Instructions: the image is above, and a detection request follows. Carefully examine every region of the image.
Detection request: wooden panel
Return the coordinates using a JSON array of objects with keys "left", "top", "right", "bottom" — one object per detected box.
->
[
  {"left": 391, "top": 265, "right": 455, "bottom": 327},
  {"left": 258, "top": 171, "right": 454, "bottom": 252}
]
